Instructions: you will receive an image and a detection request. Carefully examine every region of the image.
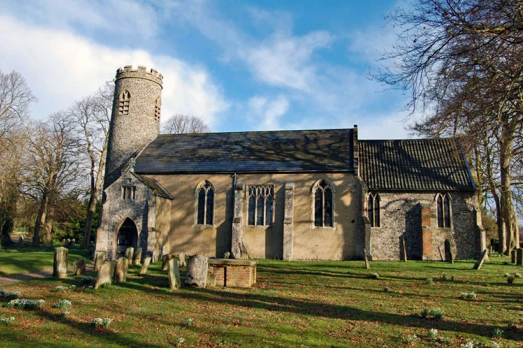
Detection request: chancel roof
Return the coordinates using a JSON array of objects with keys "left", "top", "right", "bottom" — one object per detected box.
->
[
  {"left": 359, "top": 139, "right": 476, "bottom": 191},
  {"left": 134, "top": 129, "right": 355, "bottom": 174}
]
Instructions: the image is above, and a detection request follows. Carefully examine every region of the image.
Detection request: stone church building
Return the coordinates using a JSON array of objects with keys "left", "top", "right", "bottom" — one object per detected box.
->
[{"left": 95, "top": 66, "right": 486, "bottom": 261}]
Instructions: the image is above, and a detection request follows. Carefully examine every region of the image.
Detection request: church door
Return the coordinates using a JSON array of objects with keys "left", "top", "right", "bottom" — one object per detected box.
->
[{"left": 116, "top": 218, "right": 138, "bottom": 256}]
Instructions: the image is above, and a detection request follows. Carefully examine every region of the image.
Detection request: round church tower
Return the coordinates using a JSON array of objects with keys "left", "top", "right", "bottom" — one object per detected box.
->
[{"left": 104, "top": 66, "right": 163, "bottom": 189}]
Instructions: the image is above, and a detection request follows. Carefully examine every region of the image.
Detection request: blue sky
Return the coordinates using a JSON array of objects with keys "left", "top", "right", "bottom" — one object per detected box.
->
[{"left": 0, "top": 0, "right": 416, "bottom": 139}]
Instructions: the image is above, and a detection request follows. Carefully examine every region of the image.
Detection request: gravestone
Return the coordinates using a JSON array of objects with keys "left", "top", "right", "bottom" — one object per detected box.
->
[
  {"left": 140, "top": 256, "right": 152, "bottom": 275},
  {"left": 185, "top": 254, "right": 208, "bottom": 288},
  {"left": 161, "top": 254, "right": 172, "bottom": 271},
  {"left": 444, "top": 239, "right": 454, "bottom": 263},
  {"left": 517, "top": 249, "right": 523, "bottom": 266},
  {"left": 152, "top": 249, "right": 160, "bottom": 263},
  {"left": 511, "top": 250, "right": 516, "bottom": 263},
  {"left": 94, "top": 252, "right": 106, "bottom": 272},
  {"left": 114, "top": 257, "right": 129, "bottom": 283},
  {"left": 160, "top": 245, "right": 167, "bottom": 260},
  {"left": 224, "top": 251, "right": 230, "bottom": 259},
  {"left": 168, "top": 258, "right": 181, "bottom": 291},
  {"left": 133, "top": 248, "right": 143, "bottom": 266},
  {"left": 363, "top": 249, "right": 370, "bottom": 269},
  {"left": 178, "top": 252, "right": 186, "bottom": 268},
  {"left": 95, "top": 261, "right": 115, "bottom": 289},
  {"left": 473, "top": 249, "right": 488, "bottom": 270},
  {"left": 73, "top": 258, "right": 86, "bottom": 276},
  {"left": 401, "top": 238, "right": 408, "bottom": 262},
  {"left": 125, "top": 247, "right": 135, "bottom": 264},
  {"left": 53, "top": 247, "right": 69, "bottom": 279}
]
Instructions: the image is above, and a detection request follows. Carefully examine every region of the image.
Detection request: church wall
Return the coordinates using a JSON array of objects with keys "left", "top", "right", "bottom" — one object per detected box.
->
[
  {"left": 149, "top": 172, "right": 361, "bottom": 260},
  {"left": 368, "top": 191, "right": 480, "bottom": 261}
]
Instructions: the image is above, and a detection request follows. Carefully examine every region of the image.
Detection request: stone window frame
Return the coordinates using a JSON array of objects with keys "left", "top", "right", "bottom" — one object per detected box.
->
[
  {"left": 154, "top": 97, "right": 161, "bottom": 122},
  {"left": 246, "top": 184, "right": 275, "bottom": 227},
  {"left": 121, "top": 178, "right": 136, "bottom": 200},
  {"left": 195, "top": 180, "right": 215, "bottom": 226},
  {"left": 311, "top": 179, "right": 335, "bottom": 228},
  {"left": 118, "top": 90, "right": 131, "bottom": 116},
  {"left": 435, "top": 193, "right": 452, "bottom": 228},
  {"left": 367, "top": 192, "right": 381, "bottom": 227}
]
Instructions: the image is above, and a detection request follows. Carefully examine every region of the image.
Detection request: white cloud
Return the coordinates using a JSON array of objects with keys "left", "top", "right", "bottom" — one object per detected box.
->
[
  {"left": 247, "top": 95, "right": 289, "bottom": 130},
  {"left": 0, "top": 14, "right": 229, "bottom": 127}
]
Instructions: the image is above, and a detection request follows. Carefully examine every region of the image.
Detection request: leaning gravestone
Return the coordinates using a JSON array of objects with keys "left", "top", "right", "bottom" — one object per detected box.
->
[
  {"left": 125, "top": 247, "right": 135, "bottom": 264},
  {"left": 114, "top": 257, "right": 129, "bottom": 283},
  {"left": 161, "top": 254, "right": 172, "bottom": 271},
  {"left": 140, "top": 256, "right": 152, "bottom": 275},
  {"left": 363, "top": 249, "right": 370, "bottom": 269},
  {"left": 73, "top": 258, "right": 87, "bottom": 276},
  {"left": 133, "top": 248, "right": 143, "bottom": 266},
  {"left": 444, "top": 239, "right": 454, "bottom": 263},
  {"left": 95, "top": 261, "right": 115, "bottom": 289},
  {"left": 511, "top": 250, "right": 516, "bottom": 263},
  {"left": 185, "top": 254, "right": 208, "bottom": 288},
  {"left": 517, "top": 249, "right": 523, "bottom": 266},
  {"left": 473, "top": 249, "right": 488, "bottom": 270},
  {"left": 178, "top": 252, "right": 186, "bottom": 268},
  {"left": 94, "top": 252, "right": 106, "bottom": 272},
  {"left": 168, "top": 258, "right": 181, "bottom": 291},
  {"left": 53, "top": 247, "right": 69, "bottom": 279}
]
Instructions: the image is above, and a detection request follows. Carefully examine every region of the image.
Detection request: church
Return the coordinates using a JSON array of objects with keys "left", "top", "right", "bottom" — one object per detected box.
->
[{"left": 95, "top": 66, "right": 486, "bottom": 261}]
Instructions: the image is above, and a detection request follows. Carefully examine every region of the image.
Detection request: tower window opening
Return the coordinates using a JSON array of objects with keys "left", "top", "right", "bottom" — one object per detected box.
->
[
  {"left": 154, "top": 97, "right": 161, "bottom": 122},
  {"left": 118, "top": 90, "right": 131, "bottom": 116}
]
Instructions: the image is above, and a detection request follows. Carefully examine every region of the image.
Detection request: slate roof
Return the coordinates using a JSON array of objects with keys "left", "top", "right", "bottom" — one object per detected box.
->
[
  {"left": 134, "top": 129, "right": 355, "bottom": 174},
  {"left": 359, "top": 139, "right": 476, "bottom": 191}
]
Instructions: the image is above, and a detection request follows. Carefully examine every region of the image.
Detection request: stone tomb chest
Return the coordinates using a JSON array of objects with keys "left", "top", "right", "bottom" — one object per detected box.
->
[{"left": 208, "top": 259, "right": 257, "bottom": 288}]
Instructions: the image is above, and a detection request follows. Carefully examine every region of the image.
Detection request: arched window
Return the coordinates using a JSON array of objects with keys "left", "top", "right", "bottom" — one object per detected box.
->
[
  {"left": 313, "top": 179, "right": 334, "bottom": 227},
  {"left": 436, "top": 193, "right": 451, "bottom": 228},
  {"left": 154, "top": 97, "right": 161, "bottom": 122},
  {"left": 247, "top": 185, "right": 274, "bottom": 226},
  {"left": 196, "top": 180, "right": 214, "bottom": 225},
  {"left": 118, "top": 90, "right": 131, "bottom": 116},
  {"left": 367, "top": 193, "right": 380, "bottom": 227}
]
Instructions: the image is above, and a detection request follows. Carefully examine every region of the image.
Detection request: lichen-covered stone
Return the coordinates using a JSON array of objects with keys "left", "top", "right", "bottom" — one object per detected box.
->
[{"left": 185, "top": 255, "right": 208, "bottom": 288}]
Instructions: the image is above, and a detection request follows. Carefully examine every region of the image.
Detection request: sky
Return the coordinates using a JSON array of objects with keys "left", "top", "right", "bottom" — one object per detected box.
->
[{"left": 0, "top": 0, "right": 417, "bottom": 139}]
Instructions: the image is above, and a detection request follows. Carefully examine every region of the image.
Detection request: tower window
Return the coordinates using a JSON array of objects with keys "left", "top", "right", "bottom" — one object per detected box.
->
[
  {"left": 196, "top": 180, "right": 214, "bottom": 225},
  {"left": 313, "top": 179, "right": 334, "bottom": 227},
  {"left": 154, "top": 97, "right": 161, "bottom": 122},
  {"left": 247, "top": 185, "right": 274, "bottom": 226},
  {"left": 436, "top": 193, "right": 451, "bottom": 228},
  {"left": 121, "top": 185, "right": 136, "bottom": 200},
  {"left": 367, "top": 193, "right": 380, "bottom": 227},
  {"left": 118, "top": 90, "right": 131, "bottom": 116}
]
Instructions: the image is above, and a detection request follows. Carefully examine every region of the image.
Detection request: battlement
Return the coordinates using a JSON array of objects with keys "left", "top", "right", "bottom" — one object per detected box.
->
[{"left": 115, "top": 65, "right": 163, "bottom": 86}]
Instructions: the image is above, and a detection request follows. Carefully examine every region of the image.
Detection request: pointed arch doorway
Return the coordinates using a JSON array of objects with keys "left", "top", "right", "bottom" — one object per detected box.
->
[{"left": 116, "top": 218, "right": 138, "bottom": 257}]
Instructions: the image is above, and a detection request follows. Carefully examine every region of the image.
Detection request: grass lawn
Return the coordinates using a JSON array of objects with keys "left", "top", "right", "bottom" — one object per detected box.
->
[
  {"left": 0, "top": 247, "right": 90, "bottom": 276},
  {"left": 0, "top": 256, "right": 521, "bottom": 347}
]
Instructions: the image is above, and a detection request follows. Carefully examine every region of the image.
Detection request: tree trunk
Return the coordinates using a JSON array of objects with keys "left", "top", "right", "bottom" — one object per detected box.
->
[
  {"left": 33, "top": 193, "right": 48, "bottom": 247},
  {"left": 43, "top": 218, "right": 53, "bottom": 245},
  {"left": 82, "top": 194, "right": 97, "bottom": 247}
]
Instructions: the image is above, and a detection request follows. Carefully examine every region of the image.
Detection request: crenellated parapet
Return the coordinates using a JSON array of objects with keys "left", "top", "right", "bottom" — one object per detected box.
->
[{"left": 116, "top": 65, "right": 163, "bottom": 87}]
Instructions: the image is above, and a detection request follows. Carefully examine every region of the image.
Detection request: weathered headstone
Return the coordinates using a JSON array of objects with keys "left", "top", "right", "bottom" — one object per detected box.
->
[
  {"left": 114, "top": 257, "right": 129, "bottom": 283},
  {"left": 185, "top": 254, "right": 208, "bottom": 288},
  {"left": 125, "top": 247, "right": 135, "bottom": 264},
  {"left": 161, "top": 254, "right": 172, "bottom": 271},
  {"left": 363, "top": 249, "right": 370, "bottom": 269},
  {"left": 95, "top": 261, "right": 115, "bottom": 289},
  {"left": 133, "top": 248, "right": 143, "bottom": 266},
  {"left": 401, "top": 238, "right": 408, "bottom": 262},
  {"left": 53, "top": 247, "right": 69, "bottom": 279},
  {"left": 73, "top": 258, "right": 86, "bottom": 276},
  {"left": 168, "top": 258, "right": 181, "bottom": 291},
  {"left": 160, "top": 245, "right": 167, "bottom": 260},
  {"left": 94, "top": 252, "right": 106, "bottom": 272},
  {"left": 517, "top": 249, "right": 523, "bottom": 266},
  {"left": 223, "top": 251, "right": 230, "bottom": 259},
  {"left": 178, "top": 251, "right": 186, "bottom": 268},
  {"left": 139, "top": 256, "right": 152, "bottom": 275},
  {"left": 444, "top": 239, "right": 454, "bottom": 263},
  {"left": 473, "top": 249, "right": 488, "bottom": 270},
  {"left": 511, "top": 250, "right": 516, "bottom": 263},
  {"left": 152, "top": 249, "right": 160, "bottom": 263}
]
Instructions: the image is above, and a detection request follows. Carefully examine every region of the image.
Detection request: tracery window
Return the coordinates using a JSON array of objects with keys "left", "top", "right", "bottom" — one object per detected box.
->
[
  {"left": 436, "top": 193, "right": 451, "bottom": 228},
  {"left": 247, "top": 185, "right": 274, "bottom": 226},
  {"left": 154, "top": 97, "right": 161, "bottom": 122},
  {"left": 196, "top": 180, "right": 214, "bottom": 225},
  {"left": 367, "top": 193, "right": 380, "bottom": 227},
  {"left": 313, "top": 179, "right": 334, "bottom": 227},
  {"left": 118, "top": 90, "right": 130, "bottom": 116}
]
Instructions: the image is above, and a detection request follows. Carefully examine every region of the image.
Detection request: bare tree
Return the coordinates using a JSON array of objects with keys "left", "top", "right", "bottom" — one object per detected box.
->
[
  {"left": 19, "top": 114, "right": 83, "bottom": 246},
  {"left": 0, "top": 70, "right": 36, "bottom": 139},
  {"left": 374, "top": 0, "right": 522, "bottom": 253},
  {"left": 69, "top": 83, "right": 112, "bottom": 247},
  {"left": 161, "top": 115, "right": 210, "bottom": 134}
]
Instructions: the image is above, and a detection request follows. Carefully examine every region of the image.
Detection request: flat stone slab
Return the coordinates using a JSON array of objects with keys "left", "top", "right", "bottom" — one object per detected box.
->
[{"left": 208, "top": 259, "right": 257, "bottom": 267}]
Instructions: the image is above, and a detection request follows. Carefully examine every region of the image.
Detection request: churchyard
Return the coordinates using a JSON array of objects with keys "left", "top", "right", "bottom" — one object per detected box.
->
[{"left": 0, "top": 250, "right": 522, "bottom": 347}]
